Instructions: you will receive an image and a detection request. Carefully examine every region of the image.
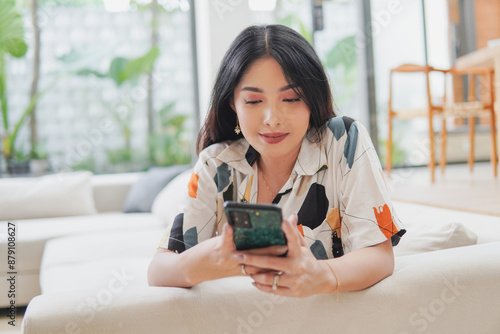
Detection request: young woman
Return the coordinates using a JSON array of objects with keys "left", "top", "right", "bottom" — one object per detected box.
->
[{"left": 148, "top": 24, "right": 405, "bottom": 298}]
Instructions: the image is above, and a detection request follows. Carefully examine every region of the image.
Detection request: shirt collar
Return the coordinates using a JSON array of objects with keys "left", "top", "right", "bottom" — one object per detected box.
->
[
  {"left": 216, "top": 136, "right": 328, "bottom": 176},
  {"left": 216, "top": 139, "right": 255, "bottom": 175},
  {"left": 293, "top": 136, "right": 328, "bottom": 176}
]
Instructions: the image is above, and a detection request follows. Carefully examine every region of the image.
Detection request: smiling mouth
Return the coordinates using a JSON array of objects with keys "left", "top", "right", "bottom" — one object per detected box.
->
[
  {"left": 260, "top": 133, "right": 288, "bottom": 138},
  {"left": 259, "top": 132, "right": 289, "bottom": 144}
]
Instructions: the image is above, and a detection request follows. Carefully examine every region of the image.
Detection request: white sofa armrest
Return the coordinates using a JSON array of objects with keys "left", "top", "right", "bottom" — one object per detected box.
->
[{"left": 22, "top": 242, "right": 500, "bottom": 334}]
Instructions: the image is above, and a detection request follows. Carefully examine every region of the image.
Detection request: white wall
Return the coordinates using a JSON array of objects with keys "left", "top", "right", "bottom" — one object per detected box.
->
[{"left": 195, "top": 0, "right": 252, "bottom": 121}]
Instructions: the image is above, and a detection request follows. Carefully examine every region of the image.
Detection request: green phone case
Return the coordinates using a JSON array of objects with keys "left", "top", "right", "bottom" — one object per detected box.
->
[{"left": 224, "top": 202, "right": 286, "bottom": 251}]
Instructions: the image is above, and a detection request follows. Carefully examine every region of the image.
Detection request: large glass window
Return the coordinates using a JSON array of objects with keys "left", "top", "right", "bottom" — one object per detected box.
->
[
  {"left": 2, "top": 0, "right": 195, "bottom": 175},
  {"left": 371, "top": 0, "right": 450, "bottom": 167}
]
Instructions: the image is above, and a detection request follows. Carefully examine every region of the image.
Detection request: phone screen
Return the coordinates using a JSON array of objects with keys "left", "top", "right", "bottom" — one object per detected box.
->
[{"left": 223, "top": 201, "right": 286, "bottom": 251}]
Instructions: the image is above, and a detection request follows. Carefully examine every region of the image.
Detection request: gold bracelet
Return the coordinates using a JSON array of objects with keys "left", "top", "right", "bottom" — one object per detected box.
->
[{"left": 324, "top": 261, "right": 340, "bottom": 301}]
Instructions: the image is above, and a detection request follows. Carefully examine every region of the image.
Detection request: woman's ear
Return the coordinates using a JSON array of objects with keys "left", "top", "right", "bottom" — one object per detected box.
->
[{"left": 229, "top": 97, "right": 236, "bottom": 112}]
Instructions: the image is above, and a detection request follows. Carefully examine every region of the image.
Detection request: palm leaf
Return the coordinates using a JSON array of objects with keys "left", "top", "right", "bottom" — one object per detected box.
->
[
  {"left": 0, "top": 0, "right": 28, "bottom": 58},
  {"left": 0, "top": 0, "right": 28, "bottom": 139}
]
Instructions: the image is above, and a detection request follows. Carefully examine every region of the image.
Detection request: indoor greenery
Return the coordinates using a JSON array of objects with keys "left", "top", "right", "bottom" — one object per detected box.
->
[
  {"left": 62, "top": 46, "right": 161, "bottom": 172},
  {"left": 149, "top": 101, "right": 190, "bottom": 166},
  {"left": 0, "top": 0, "right": 29, "bottom": 163},
  {"left": 0, "top": 0, "right": 55, "bottom": 172}
]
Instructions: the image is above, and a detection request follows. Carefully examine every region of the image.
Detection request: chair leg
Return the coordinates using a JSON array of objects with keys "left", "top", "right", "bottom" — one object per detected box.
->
[
  {"left": 489, "top": 108, "right": 498, "bottom": 177},
  {"left": 469, "top": 116, "right": 475, "bottom": 173},
  {"left": 387, "top": 111, "right": 393, "bottom": 177},
  {"left": 440, "top": 116, "right": 447, "bottom": 174},
  {"left": 487, "top": 70, "right": 497, "bottom": 177},
  {"left": 429, "top": 111, "right": 435, "bottom": 183}
]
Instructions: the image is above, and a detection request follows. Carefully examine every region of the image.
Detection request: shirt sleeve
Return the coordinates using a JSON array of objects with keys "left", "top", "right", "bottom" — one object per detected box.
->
[
  {"left": 329, "top": 116, "right": 405, "bottom": 253},
  {"left": 157, "top": 148, "right": 220, "bottom": 253}
]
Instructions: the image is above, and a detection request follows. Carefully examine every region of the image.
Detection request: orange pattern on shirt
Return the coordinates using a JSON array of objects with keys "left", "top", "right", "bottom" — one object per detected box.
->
[
  {"left": 188, "top": 172, "right": 199, "bottom": 198},
  {"left": 373, "top": 204, "right": 396, "bottom": 239},
  {"left": 243, "top": 174, "right": 254, "bottom": 202},
  {"left": 297, "top": 224, "right": 304, "bottom": 237},
  {"left": 326, "top": 207, "right": 342, "bottom": 238}
]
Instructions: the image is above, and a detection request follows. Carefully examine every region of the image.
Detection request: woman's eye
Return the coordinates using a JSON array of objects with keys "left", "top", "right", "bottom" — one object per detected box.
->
[
  {"left": 245, "top": 100, "right": 262, "bottom": 105},
  {"left": 283, "top": 98, "right": 301, "bottom": 103}
]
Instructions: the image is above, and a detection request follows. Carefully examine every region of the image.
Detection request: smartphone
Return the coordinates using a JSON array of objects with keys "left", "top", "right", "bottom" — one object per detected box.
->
[{"left": 223, "top": 201, "right": 287, "bottom": 251}]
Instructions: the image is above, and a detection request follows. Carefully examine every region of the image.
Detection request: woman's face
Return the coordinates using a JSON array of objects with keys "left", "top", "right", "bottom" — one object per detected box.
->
[{"left": 232, "top": 57, "right": 311, "bottom": 163}]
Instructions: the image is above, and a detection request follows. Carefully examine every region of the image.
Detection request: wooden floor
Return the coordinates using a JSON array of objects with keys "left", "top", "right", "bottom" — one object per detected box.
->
[{"left": 388, "top": 161, "right": 500, "bottom": 216}]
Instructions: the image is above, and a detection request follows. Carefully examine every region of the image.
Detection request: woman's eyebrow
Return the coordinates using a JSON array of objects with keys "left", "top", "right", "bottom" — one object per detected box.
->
[
  {"left": 240, "top": 86, "right": 263, "bottom": 92},
  {"left": 279, "top": 84, "right": 297, "bottom": 92},
  {"left": 240, "top": 84, "right": 297, "bottom": 93}
]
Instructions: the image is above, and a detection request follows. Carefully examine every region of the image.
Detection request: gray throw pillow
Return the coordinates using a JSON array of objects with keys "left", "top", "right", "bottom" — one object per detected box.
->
[{"left": 122, "top": 165, "right": 191, "bottom": 213}]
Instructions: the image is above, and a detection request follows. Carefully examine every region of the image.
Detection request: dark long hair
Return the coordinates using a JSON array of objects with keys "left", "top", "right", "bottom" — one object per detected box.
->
[{"left": 196, "top": 24, "right": 336, "bottom": 154}]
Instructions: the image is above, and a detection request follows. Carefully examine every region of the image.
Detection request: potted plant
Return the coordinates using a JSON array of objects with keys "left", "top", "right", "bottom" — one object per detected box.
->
[
  {"left": 1, "top": 0, "right": 59, "bottom": 175},
  {"left": 0, "top": 0, "right": 29, "bottom": 173},
  {"left": 29, "top": 142, "right": 50, "bottom": 175}
]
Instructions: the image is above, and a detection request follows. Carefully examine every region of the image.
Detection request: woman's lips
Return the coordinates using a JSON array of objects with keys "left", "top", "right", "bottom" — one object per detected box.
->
[{"left": 259, "top": 132, "right": 288, "bottom": 144}]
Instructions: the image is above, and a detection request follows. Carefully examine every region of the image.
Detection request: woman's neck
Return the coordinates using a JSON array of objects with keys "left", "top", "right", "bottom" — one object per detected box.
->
[
  {"left": 258, "top": 155, "right": 295, "bottom": 179},
  {"left": 256, "top": 151, "right": 298, "bottom": 203}
]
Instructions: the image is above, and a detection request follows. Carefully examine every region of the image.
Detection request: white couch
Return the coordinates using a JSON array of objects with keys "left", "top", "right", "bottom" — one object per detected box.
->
[
  {"left": 0, "top": 169, "right": 497, "bottom": 333},
  {"left": 0, "top": 171, "right": 164, "bottom": 307}
]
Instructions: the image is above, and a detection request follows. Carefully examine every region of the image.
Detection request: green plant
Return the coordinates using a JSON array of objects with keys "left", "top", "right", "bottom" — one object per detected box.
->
[
  {"left": 62, "top": 46, "right": 160, "bottom": 171},
  {"left": 0, "top": 0, "right": 29, "bottom": 161},
  {"left": 149, "top": 101, "right": 191, "bottom": 166},
  {"left": 31, "top": 142, "right": 48, "bottom": 160},
  {"left": 0, "top": 0, "right": 57, "bottom": 162},
  {"left": 323, "top": 35, "right": 358, "bottom": 106}
]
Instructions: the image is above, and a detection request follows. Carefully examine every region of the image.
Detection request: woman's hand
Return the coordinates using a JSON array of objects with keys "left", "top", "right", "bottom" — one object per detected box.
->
[
  {"left": 235, "top": 214, "right": 337, "bottom": 297},
  {"left": 210, "top": 223, "right": 289, "bottom": 278},
  {"left": 148, "top": 222, "right": 288, "bottom": 287}
]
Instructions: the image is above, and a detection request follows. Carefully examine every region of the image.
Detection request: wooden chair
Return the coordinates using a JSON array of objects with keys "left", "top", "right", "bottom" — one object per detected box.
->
[
  {"left": 387, "top": 64, "right": 448, "bottom": 183},
  {"left": 441, "top": 67, "right": 497, "bottom": 177}
]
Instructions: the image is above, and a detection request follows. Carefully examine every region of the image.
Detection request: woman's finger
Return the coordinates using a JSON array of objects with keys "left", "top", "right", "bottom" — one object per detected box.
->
[
  {"left": 251, "top": 271, "right": 288, "bottom": 288},
  {"left": 220, "top": 223, "right": 236, "bottom": 250},
  {"left": 281, "top": 215, "right": 302, "bottom": 257},
  {"left": 239, "top": 253, "right": 288, "bottom": 273},
  {"left": 241, "top": 264, "right": 266, "bottom": 276},
  {"left": 242, "top": 244, "right": 288, "bottom": 257},
  {"left": 252, "top": 280, "right": 294, "bottom": 297}
]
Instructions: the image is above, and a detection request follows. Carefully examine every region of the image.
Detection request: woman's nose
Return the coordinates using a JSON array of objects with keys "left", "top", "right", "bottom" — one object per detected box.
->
[{"left": 263, "top": 103, "right": 282, "bottom": 127}]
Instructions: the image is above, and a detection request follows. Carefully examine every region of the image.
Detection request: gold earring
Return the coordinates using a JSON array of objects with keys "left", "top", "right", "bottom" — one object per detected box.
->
[{"left": 234, "top": 120, "right": 241, "bottom": 135}]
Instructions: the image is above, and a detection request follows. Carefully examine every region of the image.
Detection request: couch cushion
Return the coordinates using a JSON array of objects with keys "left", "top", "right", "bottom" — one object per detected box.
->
[
  {"left": 0, "top": 171, "right": 97, "bottom": 220},
  {"left": 23, "top": 242, "right": 500, "bottom": 334},
  {"left": 122, "top": 165, "right": 191, "bottom": 213},
  {"left": 151, "top": 169, "right": 192, "bottom": 225},
  {"left": 393, "top": 201, "right": 500, "bottom": 244},
  {"left": 41, "top": 258, "right": 151, "bottom": 295},
  {"left": 0, "top": 213, "right": 162, "bottom": 273},
  {"left": 40, "top": 227, "right": 165, "bottom": 294},
  {"left": 393, "top": 221, "right": 477, "bottom": 257}
]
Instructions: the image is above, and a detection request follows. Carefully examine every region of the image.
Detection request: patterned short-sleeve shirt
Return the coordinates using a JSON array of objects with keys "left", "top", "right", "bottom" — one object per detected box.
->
[{"left": 158, "top": 116, "right": 405, "bottom": 258}]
